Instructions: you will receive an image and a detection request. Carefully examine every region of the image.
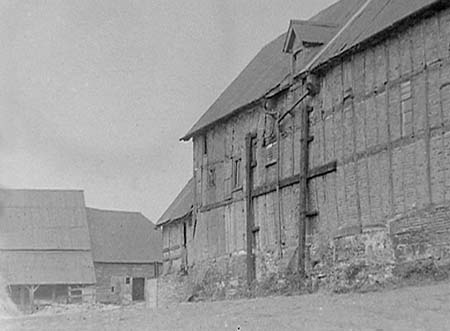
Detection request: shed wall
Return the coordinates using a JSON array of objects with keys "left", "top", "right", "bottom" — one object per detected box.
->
[{"left": 94, "top": 262, "right": 158, "bottom": 304}]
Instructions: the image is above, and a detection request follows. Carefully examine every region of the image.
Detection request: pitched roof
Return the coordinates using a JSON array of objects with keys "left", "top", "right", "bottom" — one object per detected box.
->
[
  {"left": 0, "top": 251, "right": 96, "bottom": 285},
  {"left": 86, "top": 208, "right": 162, "bottom": 263},
  {"left": 182, "top": 0, "right": 444, "bottom": 140},
  {"left": 156, "top": 177, "right": 194, "bottom": 227},
  {"left": 284, "top": 20, "right": 338, "bottom": 52},
  {"left": 181, "top": 0, "right": 366, "bottom": 140},
  {"left": 307, "top": 0, "right": 442, "bottom": 72},
  {"left": 181, "top": 33, "right": 290, "bottom": 140},
  {"left": 0, "top": 189, "right": 91, "bottom": 250},
  {"left": 0, "top": 189, "right": 96, "bottom": 285}
]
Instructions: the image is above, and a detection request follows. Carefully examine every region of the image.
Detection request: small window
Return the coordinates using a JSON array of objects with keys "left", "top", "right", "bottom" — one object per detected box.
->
[
  {"left": 401, "top": 80, "right": 413, "bottom": 137},
  {"left": 265, "top": 142, "right": 277, "bottom": 166},
  {"left": 111, "top": 286, "right": 115, "bottom": 293},
  {"left": 125, "top": 277, "right": 130, "bottom": 284},
  {"left": 232, "top": 158, "right": 242, "bottom": 189},
  {"left": 250, "top": 137, "right": 257, "bottom": 167},
  {"left": 203, "top": 134, "right": 208, "bottom": 155},
  {"left": 207, "top": 167, "right": 216, "bottom": 187}
]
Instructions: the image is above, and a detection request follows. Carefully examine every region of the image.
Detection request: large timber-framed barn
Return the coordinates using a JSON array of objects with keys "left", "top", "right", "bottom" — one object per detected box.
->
[{"left": 160, "top": 0, "right": 450, "bottom": 301}]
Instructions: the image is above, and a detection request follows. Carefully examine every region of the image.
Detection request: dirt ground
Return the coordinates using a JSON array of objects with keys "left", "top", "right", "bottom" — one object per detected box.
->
[{"left": 2, "top": 282, "right": 450, "bottom": 331}]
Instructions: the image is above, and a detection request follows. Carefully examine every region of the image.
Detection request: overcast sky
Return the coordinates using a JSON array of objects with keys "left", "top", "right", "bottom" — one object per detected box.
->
[{"left": 0, "top": 0, "right": 336, "bottom": 222}]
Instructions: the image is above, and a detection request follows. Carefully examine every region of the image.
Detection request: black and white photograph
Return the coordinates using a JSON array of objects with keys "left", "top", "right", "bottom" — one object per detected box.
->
[{"left": 1, "top": 0, "right": 450, "bottom": 330}]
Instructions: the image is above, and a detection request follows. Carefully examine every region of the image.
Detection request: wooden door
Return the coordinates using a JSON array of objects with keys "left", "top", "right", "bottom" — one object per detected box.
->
[{"left": 132, "top": 278, "right": 145, "bottom": 301}]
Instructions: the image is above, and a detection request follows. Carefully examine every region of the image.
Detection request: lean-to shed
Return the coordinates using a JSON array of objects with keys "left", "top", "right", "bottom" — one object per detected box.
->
[
  {"left": 86, "top": 208, "right": 162, "bottom": 304},
  {"left": 156, "top": 177, "right": 194, "bottom": 274}
]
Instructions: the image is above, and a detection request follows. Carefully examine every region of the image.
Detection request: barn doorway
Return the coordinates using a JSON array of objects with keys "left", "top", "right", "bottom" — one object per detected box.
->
[{"left": 131, "top": 278, "right": 145, "bottom": 301}]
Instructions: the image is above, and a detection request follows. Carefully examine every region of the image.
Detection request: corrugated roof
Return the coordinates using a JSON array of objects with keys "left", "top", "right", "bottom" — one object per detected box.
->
[
  {"left": 0, "top": 251, "right": 96, "bottom": 285},
  {"left": 309, "top": 0, "right": 442, "bottom": 71},
  {"left": 156, "top": 177, "right": 194, "bottom": 226},
  {"left": 181, "top": 0, "right": 367, "bottom": 140},
  {"left": 86, "top": 208, "right": 162, "bottom": 263},
  {"left": 0, "top": 189, "right": 96, "bottom": 285}
]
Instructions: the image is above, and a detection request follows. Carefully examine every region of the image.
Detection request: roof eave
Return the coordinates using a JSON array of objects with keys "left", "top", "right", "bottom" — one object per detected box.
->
[
  {"left": 180, "top": 96, "right": 265, "bottom": 140},
  {"left": 156, "top": 209, "right": 193, "bottom": 228}
]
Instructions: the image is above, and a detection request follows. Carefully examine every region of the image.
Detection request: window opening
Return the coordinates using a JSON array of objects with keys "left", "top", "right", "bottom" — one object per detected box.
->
[
  {"left": 232, "top": 158, "right": 242, "bottom": 188},
  {"left": 400, "top": 80, "right": 413, "bottom": 137}
]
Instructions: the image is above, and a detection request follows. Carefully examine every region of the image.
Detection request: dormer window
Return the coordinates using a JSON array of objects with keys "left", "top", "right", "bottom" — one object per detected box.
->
[
  {"left": 283, "top": 20, "right": 338, "bottom": 54},
  {"left": 283, "top": 20, "right": 338, "bottom": 76}
]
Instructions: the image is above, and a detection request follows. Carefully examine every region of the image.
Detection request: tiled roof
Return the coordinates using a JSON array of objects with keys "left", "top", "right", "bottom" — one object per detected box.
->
[
  {"left": 0, "top": 251, "right": 96, "bottom": 285},
  {"left": 156, "top": 177, "right": 193, "bottom": 226},
  {"left": 182, "top": 0, "right": 443, "bottom": 140},
  {"left": 308, "top": 0, "right": 442, "bottom": 72},
  {"left": 181, "top": 0, "right": 366, "bottom": 140},
  {"left": 0, "top": 189, "right": 96, "bottom": 285},
  {"left": 86, "top": 208, "right": 162, "bottom": 263}
]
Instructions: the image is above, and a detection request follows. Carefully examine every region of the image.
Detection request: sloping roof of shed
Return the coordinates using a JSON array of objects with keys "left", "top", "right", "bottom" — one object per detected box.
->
[
  {"left": 0, "top": 251, "right": 96, "bottom": 285},
  {"left": 182, "top": 0, "right": 443, "bottom": 140},
  {"left": 0, "top": 189, "right": 91, "bottom": 250},
  {"left": 156, "top": 177, "right": 194, "bottom": 227},
  {"left": 181, "top": 0, "right": 366, "bottom": 140},
  {"left": 0, "top": 189, "right": 96, "bottom": 285},
  {"left": 86, "top": 208, "right": 162, "bottom": 263}
]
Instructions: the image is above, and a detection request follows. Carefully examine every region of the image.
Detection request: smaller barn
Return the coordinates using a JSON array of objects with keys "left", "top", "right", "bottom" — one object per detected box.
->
[
  {"left": 0, "top": 189, "right": 96, "bottom": 311},
  {"left": 156, "top": 178, "right": 194, "bottom": 275},
  {"left": 86, "top": 208, "right": 162, "bottom": 304}
]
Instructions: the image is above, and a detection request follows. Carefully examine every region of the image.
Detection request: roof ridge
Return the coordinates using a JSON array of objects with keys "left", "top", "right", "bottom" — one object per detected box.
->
[
  {"left": 302, "top": 0, "right": 373, "bottom": 74},
  {"left": 290, "top": 19, "right": 338, "bottom": 28},
  {"left": 86, "top": 207, "right": 142, "bottom": 215},
  {"left": 0, "top": 188, "right": 84, "bottom": 192}
]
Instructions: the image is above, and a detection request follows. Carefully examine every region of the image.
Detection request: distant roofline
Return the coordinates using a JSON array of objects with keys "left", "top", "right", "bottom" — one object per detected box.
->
[
  {"left": 86, "top": 207, "right": 156, "bottom": 226},
  {"left": 86, "top": 206, "right": 142, "bottom": 215},
  {"left": 94, "top": 260, "right": 162, "bottom": 264},
  {"left": 0, "top": 188, "right": 84, "bottom": 193}
]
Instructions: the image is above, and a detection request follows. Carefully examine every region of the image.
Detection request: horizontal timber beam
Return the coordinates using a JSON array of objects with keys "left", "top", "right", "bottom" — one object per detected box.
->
[{"left": 252, "top": 160, "right": 337, "bottom": 198}]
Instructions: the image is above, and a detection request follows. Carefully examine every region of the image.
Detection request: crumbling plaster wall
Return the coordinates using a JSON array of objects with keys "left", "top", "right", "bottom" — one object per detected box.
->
[{"left": 307, "top": 7, "right": 450, "bottom": 272}]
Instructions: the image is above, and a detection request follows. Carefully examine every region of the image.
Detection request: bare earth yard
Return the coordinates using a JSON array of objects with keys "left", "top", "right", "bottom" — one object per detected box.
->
[{"left": 2, "top": 282, "right": 450, "bottom": 331}]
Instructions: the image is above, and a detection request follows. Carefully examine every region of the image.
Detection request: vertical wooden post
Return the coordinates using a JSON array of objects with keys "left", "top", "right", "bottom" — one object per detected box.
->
[
  {"left": 19, "top": 286, "right": 25, "bottom": 307},
  {"left": 28, "top": 286, "right": 33, "bottom": 312},
  {"left": 51, "top": 286, "right": 56, "bottom": 303},
  {"left": 245, "top": 134, "right": 256, "bottom": 286},
  {"left": 298, "top": 103, "right": 311, "bottom": 277},
  {"left": 27, "top": 285, "right": 39, "bottom": 313}
]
